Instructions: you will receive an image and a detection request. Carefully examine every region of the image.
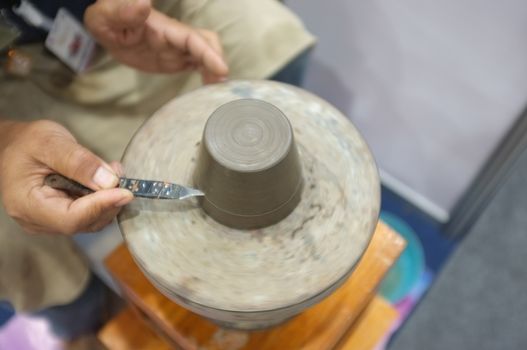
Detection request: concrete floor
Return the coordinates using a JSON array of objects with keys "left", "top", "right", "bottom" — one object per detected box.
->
[{"left": 389, "top": 146, "right": 527, "bottom": 349}]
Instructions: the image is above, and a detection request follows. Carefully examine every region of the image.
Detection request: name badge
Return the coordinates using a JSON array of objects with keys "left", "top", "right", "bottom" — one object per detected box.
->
[{"left": 45, "top": 8, "right": 95, "bottom": 73}]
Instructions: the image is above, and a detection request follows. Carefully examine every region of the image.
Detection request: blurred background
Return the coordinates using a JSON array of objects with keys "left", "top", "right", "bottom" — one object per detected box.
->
[
  {"left": 1, "top": 0, "right": 527, "bottom": 349},
  {"left": 286, "top": 0, "right": 527, "bottom": 349}
]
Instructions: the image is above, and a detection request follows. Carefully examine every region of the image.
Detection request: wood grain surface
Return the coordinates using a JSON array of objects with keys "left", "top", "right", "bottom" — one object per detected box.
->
[
  {"left": 336, "top": 296, "right": 398, "bottom": 350},
  {"left": 99, "top": 221, "right": 405, "bottom": 350}
]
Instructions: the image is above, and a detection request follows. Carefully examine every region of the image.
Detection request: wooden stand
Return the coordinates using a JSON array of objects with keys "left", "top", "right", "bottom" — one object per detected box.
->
[{"left": 99, "top": 222, "right": 404, "bottom": 350}]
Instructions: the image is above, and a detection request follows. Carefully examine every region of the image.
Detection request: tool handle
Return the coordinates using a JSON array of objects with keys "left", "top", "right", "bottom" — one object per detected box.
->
[{"left": 44, "top": 174, "right": 94, "bottom": 197}]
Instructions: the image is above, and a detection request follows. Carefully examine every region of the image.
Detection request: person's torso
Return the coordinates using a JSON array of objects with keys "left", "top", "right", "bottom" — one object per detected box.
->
[{"left": 0, "top": 0, "right": 94, "bottom": 44}]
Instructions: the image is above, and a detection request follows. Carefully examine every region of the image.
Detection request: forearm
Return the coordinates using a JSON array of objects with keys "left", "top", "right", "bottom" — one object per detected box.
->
[{"left": 0, "top": 118, "right": 132, "bottom": 234}]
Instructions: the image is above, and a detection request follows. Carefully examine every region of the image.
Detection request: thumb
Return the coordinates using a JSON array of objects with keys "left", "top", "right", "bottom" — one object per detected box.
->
[
  {"left": 92, "top": 0, "right": 151, "bottom": 28},
  {"left": 85, "top": 0, "right": 151, "bottom": 47},
  {"left": 61, "top": 188, "right": 133, "bottom": 234},
  {"left": 39, "top": 136, "right": 119, "bottom": 191},
  {"left": 117, "top": 0, "right": 151, "bottom": 27}
]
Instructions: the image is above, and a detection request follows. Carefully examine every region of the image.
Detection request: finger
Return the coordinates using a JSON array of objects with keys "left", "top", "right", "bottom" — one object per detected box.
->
[
  {"left": 145, "top": 24, "right": 167, "bottom": 51},
  {"left": 186, "top": 31, "right": 229, "bottom": 77},
  {"left": 118, "top": 26, "right": 145, "bottom": 47},
  {"left": 195, "top": 30, "right": 228, "bottom": 83},
  {"left": 163, "top": 24, "right": 228, "bottom": 77},
  {"left": 90, "top": 0, "right": 151, "bottom": 28},
  {"left": 197, "top": 29, "right": 224, "bottom": 57},
  {"left": 36, "top": 136, "right": 119, "bottom": 191},
  {"left": 156, "top": 50, "right": 192, "bottom": 71},
  {"left": 109, "top": 161, "right": 124, "bottom": 177},
  {"left": 158, "top": 49, "right": 190, "bottom": 62},
  {"left": 37, "top": 188, "right": 133, "bottom": 235},
  {"left": 85, "top": 0, "right": 150, "bottom": 46},
  {"left": 202, "top": 68, "right": 227, "bottom": 85},
  {"left": 118, "top": 0, "right": 151, "bottom": 27},
  {"left": 40, "top": 182, "right": 71, "bottom": 199}
]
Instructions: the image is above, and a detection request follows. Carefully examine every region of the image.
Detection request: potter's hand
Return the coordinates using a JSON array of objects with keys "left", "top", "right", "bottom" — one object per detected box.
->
[
  {"left": 84, "top": 0, "right": 229, "bottom": 83},
  {"left": 0, "top": 120, "right": 133, "bottom": 235}
]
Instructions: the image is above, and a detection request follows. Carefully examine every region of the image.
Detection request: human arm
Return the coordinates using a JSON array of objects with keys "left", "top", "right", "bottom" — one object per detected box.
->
[
  {"left": 0, "top": 119, "right": 133, "bottom": 235},
  {"left": 84, "top": 0, "right": 229, "bottom": 84}
]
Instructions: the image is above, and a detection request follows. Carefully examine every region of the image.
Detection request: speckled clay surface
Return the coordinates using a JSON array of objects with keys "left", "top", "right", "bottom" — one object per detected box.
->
[{"left": 118, "top": 80, "right": 380, "bottom": 328}]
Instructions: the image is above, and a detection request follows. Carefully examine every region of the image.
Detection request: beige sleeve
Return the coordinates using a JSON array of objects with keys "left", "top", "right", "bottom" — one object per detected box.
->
[
  {"left": 0, "top": 207, "right": 90, "bottom": 311},
  {"left": 31, "top": 0, "right": 315, "bottom": 108}
]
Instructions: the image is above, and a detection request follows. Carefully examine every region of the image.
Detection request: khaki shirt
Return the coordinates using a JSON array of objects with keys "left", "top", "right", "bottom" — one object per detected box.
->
[{"left": 0, "top": 0, "right": 314, "bottom": 311}]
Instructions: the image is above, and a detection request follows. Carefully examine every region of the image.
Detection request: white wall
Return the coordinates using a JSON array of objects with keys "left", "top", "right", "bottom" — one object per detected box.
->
[{"left": 287, "top": 0, "right": 527, "bottom": 220}]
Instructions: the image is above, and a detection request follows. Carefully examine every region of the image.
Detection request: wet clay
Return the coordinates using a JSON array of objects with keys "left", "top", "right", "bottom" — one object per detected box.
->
[{"left": 194, "top": 99, "right": 303, "bottom": 229}]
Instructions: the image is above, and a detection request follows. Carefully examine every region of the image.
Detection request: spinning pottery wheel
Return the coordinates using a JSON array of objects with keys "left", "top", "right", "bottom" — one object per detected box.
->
[{"left": 118, "top": 80, "right": 380, "bottom": 330}]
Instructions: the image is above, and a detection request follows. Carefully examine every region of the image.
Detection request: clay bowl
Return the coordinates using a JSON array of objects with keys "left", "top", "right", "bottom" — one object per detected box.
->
[
  {"left": 193, "top": 99, "right": 303, "bottom": 229},
  {"left": 118, "top": 80, "right": 380, "bottom": 330}
]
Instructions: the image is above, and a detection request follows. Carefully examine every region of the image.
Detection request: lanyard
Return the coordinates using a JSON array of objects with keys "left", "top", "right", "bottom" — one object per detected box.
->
[
  {"left": 12, "top": 0, "right": 53, "bottom": 32},
  {"left": 2, "top": 1, "right": 96, "bottom": 76}
]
